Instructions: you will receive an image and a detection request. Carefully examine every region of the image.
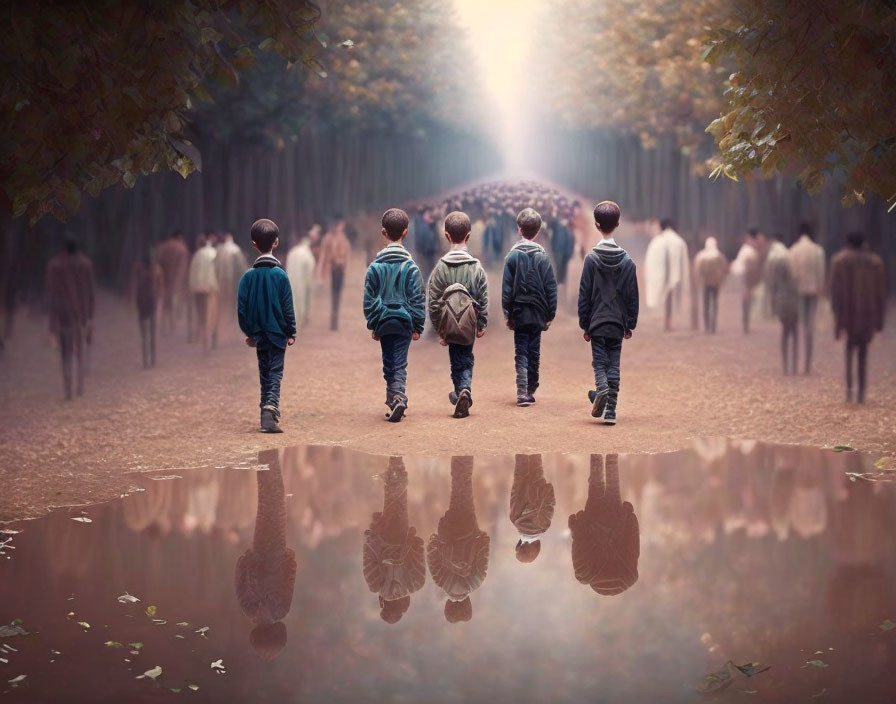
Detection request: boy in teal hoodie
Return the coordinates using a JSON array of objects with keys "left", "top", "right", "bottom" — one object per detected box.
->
[
  {"left": 363, "top": 209, "right": 426, "bottom": 422},
  {"left": 237, "top": 219, "right": 296, "bottom": 434}
]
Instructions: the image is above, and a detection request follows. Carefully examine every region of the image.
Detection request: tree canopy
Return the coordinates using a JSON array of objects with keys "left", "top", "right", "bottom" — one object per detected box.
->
[{"left": 1, "top": 0, "right": 321, "bottom": 223}]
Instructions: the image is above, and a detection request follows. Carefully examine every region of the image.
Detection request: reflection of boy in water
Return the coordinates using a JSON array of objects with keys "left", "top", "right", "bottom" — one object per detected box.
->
[
  {"left": 569, "top": 454, "right": 640, "bottom": 595},
  {"left": 362, "top": 456, "right": 426, "bottom": 624},
  {"left": 509, "top": 454, "right": 555, "bottom": 563},
  {"left": 234, "top": 449, "right": 297, "bottom": 659},
  {"left": 427, "top": 456, "right": 490, "bottom": 623}
]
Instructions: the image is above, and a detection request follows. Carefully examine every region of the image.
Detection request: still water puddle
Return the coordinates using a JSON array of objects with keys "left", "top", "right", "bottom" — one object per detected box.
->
[{"left": 1, "top": 442, "right": 894, "bottom": 702}]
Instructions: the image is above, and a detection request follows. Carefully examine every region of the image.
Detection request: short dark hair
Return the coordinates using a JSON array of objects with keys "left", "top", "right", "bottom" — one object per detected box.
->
[
  {"left": 747, "top": 226, "right": 760, "bottom": 238},
  {"left": 444, "top": 597, "right": 472, "bottom": 624},
  {"left": 845, "top": 230, "right": 865, "bottom": 248},
  {"left": 444, "top": 211, "right": 472, "bottom": 243},
  {"left": 799, "top": 221, "right": 814, "bottom": 239},
  {"left": 593, "top": 201, "right": 621, "bottom": 234},
  {"left": 516, "top": 208, "right": 542, "bottom": 239},
  {"left": 660, "top": 217, "right": 676, "bottom": 231},
  {"left": 381, "top": 208, "right": 409, "bottom": 241},
  {"left": 251, "top": 218, "right": 280, "bottom": 252},
  {"left": 63, "top": 231, "right": 79, "bottom": 254}
]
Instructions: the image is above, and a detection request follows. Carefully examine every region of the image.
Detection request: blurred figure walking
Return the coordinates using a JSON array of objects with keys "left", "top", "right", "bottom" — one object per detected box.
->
[
  {"left": 764, "top": 237, "right": 800, "bottom": 375},
  {"left": 188, "top": 233, "right": 219, "bottom": 351},
  {"left": 788, "top": 222, "right": 826, "bottom": 373},
  {"left": 731, "top": 228, "right": 763, "bottom": 334},
  {"left": 216, "top": 232, "right": 248, "bottom": 326},
  {"left": 830, "top": 231, "right": 887, "bottom": 403},
  {"left": 156, "top": 230, "right": 189, "bottom": 336},
  {"left": 132, "top": 250, "right": 163, "bottom": 369},
  {"left": 285, "top": 229, "right": 316, "bottom": 329},
  {"left": 317, "top": 215, "right": 351, "bottom": 331},
  {"left": 45, "top": 233, "right": 94, "bottom": 399},
  {"left": 693, "top": 236, "right": 728, "bottom": 333},
  {"left": 645, "top": 218, "right": 689, "bottom": 331}
]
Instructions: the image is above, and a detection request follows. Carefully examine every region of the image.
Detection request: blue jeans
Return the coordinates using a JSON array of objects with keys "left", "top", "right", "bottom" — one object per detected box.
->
[
  {"left": 514, "top": 326, "right": 542, "bottom": 394},
  {"left": 256, "top": 338, "right": 286, "bottom": 411},
  {"left": 591, "top": 336, "right": 622, "bottom": 392},
  {"left": 448, "top": 343, "right": 474, "bottom": 394},
  {"left": 380, "top": 334, "right": 412, "bottom": 403}
]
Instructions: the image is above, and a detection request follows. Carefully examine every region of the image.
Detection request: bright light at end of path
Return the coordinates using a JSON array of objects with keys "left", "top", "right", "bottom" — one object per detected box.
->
[{"left": 453, "top": 0, "right": 540, "bottom": 169}]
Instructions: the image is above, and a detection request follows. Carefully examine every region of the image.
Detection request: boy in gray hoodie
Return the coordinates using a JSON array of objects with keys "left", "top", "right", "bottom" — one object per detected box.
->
[
  {"left": 578, "top": 201, "right": 639, "bottom": 425},
  {"left": 427, "top": 211, "right": 489, "bottom": 418}
]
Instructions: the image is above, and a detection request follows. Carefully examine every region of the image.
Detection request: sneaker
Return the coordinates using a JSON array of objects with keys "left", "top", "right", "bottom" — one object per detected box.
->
[
  {"left": 260, "top": 407, "right": 283, "bottom": 433},
  {"left": 527, "top": 391, "right": 537, "bottom": 404},
  {"left": 603, "top": 409, "right": 617, "bottom": 426},
  {"left": 589, "top": 388, "right": 609, "bottom": 418},
  {"left": 386, "top": 397, "right": 407, "bottom": 423},
  {"left": 453, "top": 389, "right": 472, "bottom": 418},
  {"left": 517, "top": 395, "right": 533, "bottom": 407},
  {"left": 449, "top": 391, "right": 458, "bottom": 405}
]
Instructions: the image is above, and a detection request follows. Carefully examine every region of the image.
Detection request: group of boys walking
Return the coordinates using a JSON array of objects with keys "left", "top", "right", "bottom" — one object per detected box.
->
[{"left": 236, "top": 200, "right": 639, "bottom": 433}]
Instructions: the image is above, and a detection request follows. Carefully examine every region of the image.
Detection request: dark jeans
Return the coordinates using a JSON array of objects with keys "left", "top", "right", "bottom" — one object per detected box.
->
[
  {"left": 591, "top": 336, "right": 622, "bottom": 412},
  {"left": 448, "top": 342, "right": 474, "bottom": 394},
  {"left": 742, "top": 291, "right": 753, "bottom": 334},
  {"left": 514, "top": 326, "right": 542, "bottom": 394},
  {"left": 330, "top": 266, "right": 345, "bottom": 331},
  {"left": 780, "top": 318, "right": 798, "bottom": 375},
  {"left": 801, "top": 294, "right": 818, "bottom": 373},
  {"left": 845, "top": 337, "right": 868, "bottom": 403},
  {"left": 703, "top": 286, "right": 719, "bottom": 333},
  {"left": 256, "top": 337, "right": 286, "bottom": 412},
  {"left": 380, "top": 334, "right": 412, "bottom": 404},
  {"left": 139, "top": 314, "right": 156, "bottom": 368}
]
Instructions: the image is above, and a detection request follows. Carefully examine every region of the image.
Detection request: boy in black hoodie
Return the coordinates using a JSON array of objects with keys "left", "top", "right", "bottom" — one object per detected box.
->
[
  {"left": 502, "top": 208, "right": 558, "bottom": 406},
  {"left": 578, "top": 201, "right": 639, "bottom": 425}
]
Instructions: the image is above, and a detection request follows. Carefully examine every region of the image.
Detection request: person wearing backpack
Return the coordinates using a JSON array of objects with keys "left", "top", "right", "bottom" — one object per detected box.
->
[
  {"left": 427, "top": 211, "right": 489, "bottom": 419},
  {"left": 502, "top": 208, "right": 558, "bottom": 406},
  {"left": 363, "top": 209, "right": 426, "bottom": 422},
  {"left": 578, "top": 201, "right": 639, "bottom": 425}
]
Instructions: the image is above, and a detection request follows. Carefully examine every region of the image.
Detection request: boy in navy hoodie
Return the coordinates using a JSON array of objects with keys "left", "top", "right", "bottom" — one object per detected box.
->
[
  {"left": 363, "top": 208, "right": 426, "bottom": 422},
  {"left": 578, "top": 201, "right": 639, "bottom": 425},
  {"left": 238, "top": 219, "right": 297, "bottom": 433},
  {"left": 502, "top": 208, "right": 558, "bottom": 406}
]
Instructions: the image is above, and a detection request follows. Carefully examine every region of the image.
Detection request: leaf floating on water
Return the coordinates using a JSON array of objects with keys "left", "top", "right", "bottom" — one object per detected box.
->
[
  {"left": 176, "top": 622, "right": 189, "bottom": 627},
  {"left": 145, "top": 605, "right": 157, "bottom": 618},
  {"left": 210, "top": 658, "right": 225, "bottom": 673},
  {"left": 880, "top": 619, "right": 896, "bottom": 632},
  {"left": 117, "top": 593, "right": 140, "bottom": 604},
  {"left": 696, "top": 661, "right": 770, "bottom": 696},
  {"left": 832, "top": 444, "right": 855, "bottom": 452},
  {"left": 195, "top": 626, "right": 209, "bottom": 637},
  {"left": 128, "top": 642, "right": 143, "bottom": 650},
  {"left": 71, "top": 516, "right": 93, "bottom": 523},
  {"left": 104, "top": 641, "right": 123, "bottom": 648},
  {"left": 0, "top": 529, "right": 21, "bottom": 535},
  {"left": 77, "top": 622, "right": 90, "bottom": 629},
  {"left": 732, "top": 662, "right": 771, "bottom": 678},
  {"left": 874, "top": 457, "right": 895, "bottom": 470},
  {"left": 150, "top": 475, "right": 182, "bottom": 481},
  {"left": 188, "top": 684, "right": 199, "bottom": 691},
  {"left": 0, "top": 624, "right": 28, "bottom": 637},
  {"left": 805, "top": 660, "right": 828, "bottom": 668},
  {"left": 136, "top": 665, "right": 162, "bottom": 680},
  {"left": 8, "top": 675, "right": 26, "bottom": 684}
]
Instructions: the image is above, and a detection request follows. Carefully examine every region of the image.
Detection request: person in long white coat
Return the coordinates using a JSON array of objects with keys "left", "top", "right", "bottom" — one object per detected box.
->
[
  {"left": 285, "top": 230, "right": 316, "bottom": 329},
  {"left": 644, "top": 218, "right": 690, "bottom": 331}
]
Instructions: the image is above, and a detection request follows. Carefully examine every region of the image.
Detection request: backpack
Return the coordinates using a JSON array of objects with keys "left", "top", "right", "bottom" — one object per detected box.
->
[{"left": 438, "top": 282, "right": 478, "bottom": 345}]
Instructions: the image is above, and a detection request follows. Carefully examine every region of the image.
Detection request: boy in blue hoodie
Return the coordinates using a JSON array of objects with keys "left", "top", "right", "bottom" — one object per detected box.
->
[
  {"left": 237, "top": 219, "right": 297, "bottom": 434},
  {"left": 502, "top": 208, "right": 558, "bottom": 406},
  {"left": 578, "top": 201, "right": 639, "bottom": 425},
  {"left": 363, "top": 208, "right": 426, "bottom": 423}
]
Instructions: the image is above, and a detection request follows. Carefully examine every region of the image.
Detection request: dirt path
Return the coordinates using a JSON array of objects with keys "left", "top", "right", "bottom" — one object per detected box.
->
[{"left": 1, "top": 244, "right": 894, "bottom": 521}]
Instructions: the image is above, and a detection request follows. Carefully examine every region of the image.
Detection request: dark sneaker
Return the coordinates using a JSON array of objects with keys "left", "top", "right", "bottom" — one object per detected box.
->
[
  {"left": 260, "top": 408, "right": 283, "bottom": 433},
  {"left": 453, "top": 389, "right": 472, "bottom": 418},
  {"left": 449, "top": 391, "right": 458, "bottom": 406},
  {"left": 527, "top": 392, "right": 536, "bottom": 404},
  {"left": 589, "top": 388, "right": 609, "bottom": 418},
  {"left": 603, "top": 409, "right": 617, "bottom": 426},
  {"left": 517, "top": 395, "right": 533, "bottom": 407},
  {"left": 386, "top": 398, "right": 407, "bottom": 423}
]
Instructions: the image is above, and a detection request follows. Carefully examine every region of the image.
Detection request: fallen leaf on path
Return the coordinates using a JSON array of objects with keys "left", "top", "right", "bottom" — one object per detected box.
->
[
  {"left": 0, "top": 625, "right": 28, "bottom": 637},
  {"left": 145, "top": 605, "right": 157, "bottom": 618},
  {"left": 880, "top": 619, "right": 896, "bottom": 632},
  {"left": 805, "top": 660, "right": 828, "bottom": 668},
  {"left": 136, "top": 665, "right": 162, "bottom": 680},
  {"left": 117, "top": 593, "right": 140, "bottom": 604},
  {"left": 105, "top": 641, "right": 123, "bottom": 648},
  {"left": 71, "top": 517, "right": 92, "bottom": 523},
  {"left": 77, "top": 621, "right": 90, "bottom": 629},
  {"left": 832, "top": 444, "right": 855, "bottom": 452},
  {"left": 8, "top": 675, "right": 26, "bottom": 684}
]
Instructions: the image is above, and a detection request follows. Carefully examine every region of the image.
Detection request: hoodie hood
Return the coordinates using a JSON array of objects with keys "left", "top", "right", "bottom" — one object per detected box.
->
[
  {"left": 374, "top": 242, "right": 413, "bottom": 265},
  {"left": 510, "top": 239, "right": 546, "bottom": 257},
  {"left": 440, "top": 247, "right": 480, "bottom": 267},
  {"left": 591, "top": 241, "right": 629, "bottom": 269}
]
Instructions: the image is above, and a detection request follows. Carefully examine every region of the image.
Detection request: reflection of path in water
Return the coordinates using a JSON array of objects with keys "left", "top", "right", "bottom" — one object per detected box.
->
[
  {"left": 426, "top": 456, "right": 490, "bottom": 622},
  {"left": 234, "top": 449, "right": 297, "bottom": 659},
  {"left": 362, "top": 456, "right": 426, "bottom": 623},
  {"left": 509, "top": 454, "right": 555, "bottom": 563},
  {"left": 569, "top": 454, "right": 640, "bottom": 595}
]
